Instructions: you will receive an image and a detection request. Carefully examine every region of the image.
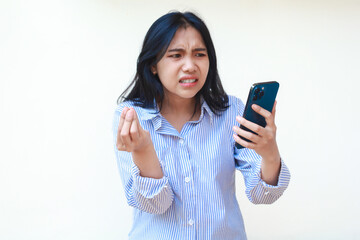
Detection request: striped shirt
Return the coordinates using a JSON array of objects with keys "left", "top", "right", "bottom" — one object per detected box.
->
[{"left": 113, "top": 95, "right": 290, "bottom": 240}]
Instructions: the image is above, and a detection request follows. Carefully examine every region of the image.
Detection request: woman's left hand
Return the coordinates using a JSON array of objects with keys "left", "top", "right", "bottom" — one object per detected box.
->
[{"left": 233, "top": 101, "right": 280, "bottom": 162}]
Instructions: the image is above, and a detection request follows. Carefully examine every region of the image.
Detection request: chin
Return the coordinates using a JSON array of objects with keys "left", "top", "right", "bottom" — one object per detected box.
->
[{"left": 179, "top": 91, "right": 200, "bottom": 100}]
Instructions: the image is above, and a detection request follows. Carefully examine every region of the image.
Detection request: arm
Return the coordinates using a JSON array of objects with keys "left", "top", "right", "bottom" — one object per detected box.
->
[
  {"left": 117, "top": 107, "right": 163, "bottom": 179},
  {"left": 113, "top": 106, "right": 174, "bottom": 213},
  {"left": 233, "top": 99, "right": 290, "bottom": 204},
  {"left": 233, "top": 101, "right": 281, "bottom": 185},
  {"left": 234, "top": 150, "right": 290, "bottom": 204}
]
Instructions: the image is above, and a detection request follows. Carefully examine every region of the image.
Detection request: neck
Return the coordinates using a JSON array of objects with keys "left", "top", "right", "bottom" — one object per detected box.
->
[{"left": 160, "top": 95, "right": 199, "bottom": 120}]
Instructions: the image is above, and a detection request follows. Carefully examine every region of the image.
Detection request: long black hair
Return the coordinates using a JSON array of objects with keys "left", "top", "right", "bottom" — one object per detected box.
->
[{"left": 117, "top": 11, "right": 229, "bottom": 115}]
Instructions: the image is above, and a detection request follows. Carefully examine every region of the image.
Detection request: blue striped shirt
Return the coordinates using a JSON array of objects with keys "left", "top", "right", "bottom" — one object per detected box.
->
[{"left": 113, "top": 95, "right": 290, "bottom": 240}]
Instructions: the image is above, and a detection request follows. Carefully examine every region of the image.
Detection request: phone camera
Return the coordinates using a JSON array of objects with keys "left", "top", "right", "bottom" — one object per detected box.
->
[
  {"left": 259, "top": 90, "right": 264, "bottom": 98},
  {"left": 253, "top": 87, "right": 265, "bottom": 101}
]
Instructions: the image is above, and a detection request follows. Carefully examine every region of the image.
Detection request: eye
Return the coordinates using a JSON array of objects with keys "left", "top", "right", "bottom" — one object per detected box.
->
[
  {"left": 169, "top": 53, "right": 182, "bottom": 58},
  {"left": 195, "top": 53, "right": 207, "bottom": 57}
]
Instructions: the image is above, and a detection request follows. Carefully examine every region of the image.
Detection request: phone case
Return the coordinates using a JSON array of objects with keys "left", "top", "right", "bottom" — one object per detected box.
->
[{"left": 236, "top": 81, "right": 279, "bottom": 149}]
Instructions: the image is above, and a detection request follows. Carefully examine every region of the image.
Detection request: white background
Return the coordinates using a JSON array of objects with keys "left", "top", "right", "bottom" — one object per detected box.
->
[{"left": 1, "top": 0, "right": 359, "bottom": 239}]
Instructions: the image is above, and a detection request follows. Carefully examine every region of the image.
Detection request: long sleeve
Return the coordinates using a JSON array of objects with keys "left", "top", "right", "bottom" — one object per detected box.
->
[
  {"left": 234, "top": 97, "right": 290, "bottom": 204},
  {"left": 234, "top": 148, "right": 290, "bottom": 204},
  {"left": 112, "top": 96, "right": 291, "bottom": 239},
  {"left": 112, "top": 104, "right": 174, "bottom": 214}
]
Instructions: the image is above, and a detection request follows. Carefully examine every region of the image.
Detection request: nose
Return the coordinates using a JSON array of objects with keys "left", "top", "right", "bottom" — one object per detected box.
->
[{"left": 182, "top": 56, "right": 196, "bottom": 73}]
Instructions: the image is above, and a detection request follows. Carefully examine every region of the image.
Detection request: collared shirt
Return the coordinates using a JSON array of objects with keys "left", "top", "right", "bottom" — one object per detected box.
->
[{"left": 113, "top": 95, "right": 290, "bottom": 240}]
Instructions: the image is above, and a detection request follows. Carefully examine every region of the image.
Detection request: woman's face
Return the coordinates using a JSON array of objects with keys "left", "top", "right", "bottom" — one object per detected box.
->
[{"left": 154, "top": 26, "right": 209, "bottom": 103}]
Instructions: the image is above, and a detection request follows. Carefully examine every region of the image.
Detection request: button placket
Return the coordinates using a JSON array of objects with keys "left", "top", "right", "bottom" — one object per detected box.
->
[{"left": 178, "top": 136, "right": 195, "bottom": 231}]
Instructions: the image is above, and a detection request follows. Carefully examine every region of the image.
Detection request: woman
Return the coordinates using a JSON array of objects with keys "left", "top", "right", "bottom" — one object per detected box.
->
[{"left": 113, "top": 11, "right": 290, "bottom": 240}]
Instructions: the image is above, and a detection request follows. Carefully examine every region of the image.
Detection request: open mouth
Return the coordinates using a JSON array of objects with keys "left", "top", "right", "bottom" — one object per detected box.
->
[{"left": 179, "top": 79, "right": 198, "bottom": 83}]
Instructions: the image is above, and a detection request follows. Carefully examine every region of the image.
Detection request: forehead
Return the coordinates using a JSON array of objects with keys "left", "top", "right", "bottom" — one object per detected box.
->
[{"left": 167, "top": 26, "right": 206, "bottom": 49}]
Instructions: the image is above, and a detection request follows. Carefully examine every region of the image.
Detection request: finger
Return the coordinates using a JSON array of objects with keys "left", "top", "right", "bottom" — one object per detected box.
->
[
  {"left": 117, "top": 107, "right": 129, "bottom": 149},
  {"left": 236, "top": 116, "right": 265, "bottom": 136},
  {"left": 251, "top": 104, "right": 272, "bottom": 120},
  {"left": 272, "top": 100, "right": 277, "bottom": 121},
  {"left": 118, "top": 107, "right": 129, "bottom": 133},
  {"left": 251, "top": 104, "right": 275, "bottom": 126},
  {"left": 272, "top": 100, "right": 277, "bottom": 114},
  {"left": 120, "top": 108, "right": 135, "bottom": 146},
  {"left": 233, "top": 134, "right": 256, "bottom": 149},
  {"left": 132, "top": 108, "right": 143, "bottom": 136},
  {"left": 130, "top": 115, "right": 140, "bottom": 141},
  {"left": 232, "top": 125, "right": 261, "bottom": 144}
]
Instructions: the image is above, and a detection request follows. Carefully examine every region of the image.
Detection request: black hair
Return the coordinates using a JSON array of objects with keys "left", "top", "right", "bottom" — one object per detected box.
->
[{"left": 117, "top": 11, "right": 229, "bottom": 115}]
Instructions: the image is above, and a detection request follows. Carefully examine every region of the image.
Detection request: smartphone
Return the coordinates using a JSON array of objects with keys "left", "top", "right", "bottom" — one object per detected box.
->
[{"left": 235, "top": 81, "right": 279, "bottom": 149}]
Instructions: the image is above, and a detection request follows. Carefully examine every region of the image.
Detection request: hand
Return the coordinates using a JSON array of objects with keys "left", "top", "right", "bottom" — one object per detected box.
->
[
  {"left": 116, "top": 107, "right": 153, "bottom": 153},
  {"left": 233, "top": 101, "right": 280, "bottom": 162}
]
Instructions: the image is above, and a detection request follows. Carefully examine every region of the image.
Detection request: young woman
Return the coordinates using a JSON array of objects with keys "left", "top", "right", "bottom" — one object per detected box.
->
[{"left": 113, "top": 11, "right": 290, "bottom": 240}]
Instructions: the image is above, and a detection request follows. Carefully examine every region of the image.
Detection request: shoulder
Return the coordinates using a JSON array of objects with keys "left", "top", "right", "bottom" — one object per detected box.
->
[
  {"left": 208, "top": 95, "right": 245, "bottom": 125},
  {"left": 227, "top": 95, "right": 242, "bottom": 105},
  {"left": 115, "top": 100, "right": 137, "bottom": 113},
  {"left": 114, "top": 100, "right": 158, "bottom": 121},
  {"left": 225, "top": 95, "right": 245, "bottom": 115}
]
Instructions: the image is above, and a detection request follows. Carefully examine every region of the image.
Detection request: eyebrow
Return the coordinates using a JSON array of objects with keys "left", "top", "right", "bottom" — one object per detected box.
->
[{"left": 167, "top": 47, "right": 207, "bottom": 52}]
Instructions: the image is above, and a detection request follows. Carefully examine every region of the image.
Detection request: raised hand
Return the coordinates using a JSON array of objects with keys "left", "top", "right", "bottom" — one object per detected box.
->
[
  {"left": 116, "top": 107, "right": 152, "bottom": 153},
  {"left": 116, "top": 107, "right": 163, "bottom": 179},
  {"left": 233, "top": 101, "right": 281, "bottom": 185},
  {"left": 233, "top": 102, "right": 280, "bottom": 161}
]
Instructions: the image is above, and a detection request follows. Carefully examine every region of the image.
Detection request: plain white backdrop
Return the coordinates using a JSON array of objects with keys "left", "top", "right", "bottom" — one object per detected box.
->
[{"left": 1, "top": 0, "right": 359, "bottom": 239}]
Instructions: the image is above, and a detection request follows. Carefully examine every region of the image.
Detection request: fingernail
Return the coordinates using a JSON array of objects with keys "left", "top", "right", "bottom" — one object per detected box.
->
[
  {"left": 126, "top": 109, "right": 134, "bottom": 119},
  {"left": 236, "top": 116, "right": 243, "bottom": 123},
  {"left": 122, "top": 107, "right": 128, "bottom": 115}
]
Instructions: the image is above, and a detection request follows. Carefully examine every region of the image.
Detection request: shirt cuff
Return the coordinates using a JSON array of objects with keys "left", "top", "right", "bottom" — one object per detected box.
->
[
  {"left": 259, "top": 158, "right": 291, "bottom": 196},
  {"left": 131, "top": 164, "right": 170, "bottom": 198}
]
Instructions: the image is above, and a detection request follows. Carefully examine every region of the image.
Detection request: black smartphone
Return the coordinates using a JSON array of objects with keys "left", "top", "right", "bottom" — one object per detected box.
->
[{"left": 235, "top": 81, "right": 279, "bottom": 149}]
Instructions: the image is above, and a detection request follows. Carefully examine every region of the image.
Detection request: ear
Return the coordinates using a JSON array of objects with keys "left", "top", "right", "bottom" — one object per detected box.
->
[{"left": 151, "top": 66, "right": 157, "bottom": 75}]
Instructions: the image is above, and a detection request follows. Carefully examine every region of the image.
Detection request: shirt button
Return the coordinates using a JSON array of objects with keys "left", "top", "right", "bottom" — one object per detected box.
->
[
  {"left": 188, "top": 219, "right": 194, "bottom": 226},
  {"left": 185, "top": 177, "right": 190, "bottom": 183},
  {"left": 179, "top": 139, "right": 184, "bottom": 145},
  {"left": 265, "top": 191, "right": 269, "bottom": 195}
]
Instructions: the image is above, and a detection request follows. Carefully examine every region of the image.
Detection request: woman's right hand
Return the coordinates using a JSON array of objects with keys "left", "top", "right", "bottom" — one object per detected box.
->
[
  {"left": 116, "top": 107, "right": 153, "bottom": 153},
  {"left": 117, "top": 107, "right": 163, "bottom": 178}
]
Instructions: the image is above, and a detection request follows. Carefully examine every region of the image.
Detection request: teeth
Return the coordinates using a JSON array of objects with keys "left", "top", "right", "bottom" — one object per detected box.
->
[{"left": 181, "top": 79, "right": 197, "bottom": 83}]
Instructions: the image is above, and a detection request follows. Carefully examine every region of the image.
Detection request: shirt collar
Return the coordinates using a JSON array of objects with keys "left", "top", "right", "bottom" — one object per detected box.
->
[
  {"left": 137, "top": 107, "right": 159, "bottom": 121},
  {"left": 137, "top": 97, "right": 214, "bottom": 125},
  {"left": 199, "top": 97, "right": 214, "bottom": 124}
]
